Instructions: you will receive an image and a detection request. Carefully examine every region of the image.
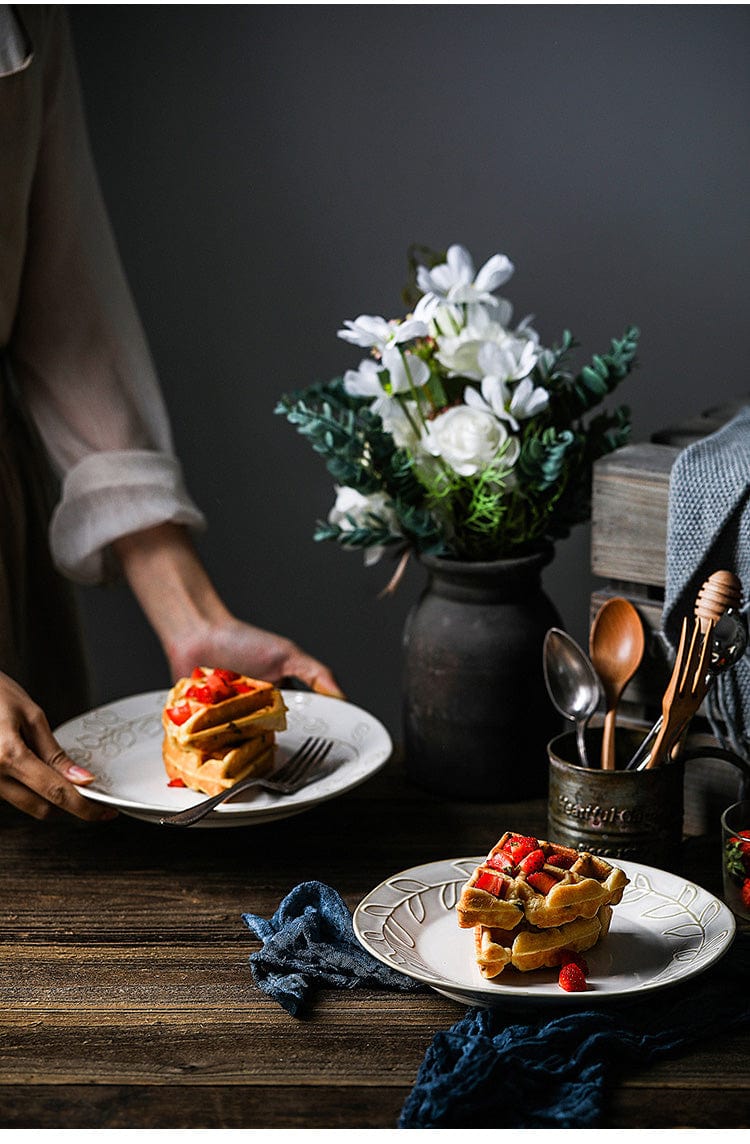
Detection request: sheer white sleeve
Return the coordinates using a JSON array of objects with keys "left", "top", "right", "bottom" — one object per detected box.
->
[{"left": 9, "top": 11, "right": 205, "bottom": 584}]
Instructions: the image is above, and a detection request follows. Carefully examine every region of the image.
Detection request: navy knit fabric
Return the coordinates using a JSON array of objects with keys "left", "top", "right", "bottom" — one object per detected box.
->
[{"left": 241, "top": 880, "right": 423, "bottom": 1016}]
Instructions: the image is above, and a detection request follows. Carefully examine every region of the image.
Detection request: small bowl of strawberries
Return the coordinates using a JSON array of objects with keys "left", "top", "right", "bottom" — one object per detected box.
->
[{"left": 721, "top": 800, "right": 750, "bottom": 922}]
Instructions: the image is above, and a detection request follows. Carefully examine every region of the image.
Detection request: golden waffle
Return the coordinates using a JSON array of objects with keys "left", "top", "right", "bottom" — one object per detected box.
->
[
  {"left": 163, "top": 730, "right": 274, "bottom": 796},
  {"left": 474, "top": 905, "right": 613, "bottom": 978},
  {"left": 457, "top": 832, "right": 629, "bottom": 931},
  {"left": 163, "top": 667, "right": 287, "bottom": 750}
]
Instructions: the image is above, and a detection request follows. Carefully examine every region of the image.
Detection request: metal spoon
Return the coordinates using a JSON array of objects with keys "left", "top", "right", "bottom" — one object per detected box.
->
[
  {"left": 543, "top": 627, "right": 602, "bottom": 768},
  {"left": 589, "top": 597, "right": 645, "bottom": 771}
]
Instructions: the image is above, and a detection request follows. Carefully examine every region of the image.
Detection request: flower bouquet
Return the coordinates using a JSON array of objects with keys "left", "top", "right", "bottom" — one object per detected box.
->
[{"left": 276, "top": 243, "right": 639, "bottom": 575}]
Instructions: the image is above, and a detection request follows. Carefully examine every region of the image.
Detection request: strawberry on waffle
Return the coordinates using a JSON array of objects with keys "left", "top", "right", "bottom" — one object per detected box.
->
[{"left": 162, "top": 667, "right": 287, "bottom": 795}]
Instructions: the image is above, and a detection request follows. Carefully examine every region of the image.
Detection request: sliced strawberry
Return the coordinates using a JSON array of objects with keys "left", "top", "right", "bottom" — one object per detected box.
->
[
  {"left": 190, "top": 666, "right": 206, "bottom": 679},
  {"left": 474, "top": 870, "right": 507, "bottom": 898},
  {"left": 501, "top": 833, "right": 538, "bottom": 862},
  {"left": 558, "top": 962, "right": 587, "bottom": 992},
  {"left": 203, "top": 672, "right": 236, "bottom": 702},
  {"left": 214, "top": 668, "right": 241, "bottom": 683},
  {"left": 518, "top": 848, "right": 546, "bottom": 875},
  {"left": 167, "top": 777, "right": 187, "bottom": 787},
  {"left": 185, "top": 683, "right": 213, "bottom": 703},
  {"left": 486, "top": 849, "right": 514, "bottom": 873},
  {"left": 527, "top": 870, "right": 558, "bottom": 895},
  {"left": 547, "top": 851, "right": 575, "bottom": 870},
  {"left": 166, "top": 702, "right": 192, "bottom": 726},
  {"left": 233, "top": 681, "right": 254, "bottom": 694}
]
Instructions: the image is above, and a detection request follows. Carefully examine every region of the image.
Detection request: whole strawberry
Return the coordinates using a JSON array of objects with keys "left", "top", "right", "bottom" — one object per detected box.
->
[
  {"left": 558, "top": 962, "right": 588, "bottom": 992},
  {"left": 741, "top": 878, "right": 750, "bottom": 913}
]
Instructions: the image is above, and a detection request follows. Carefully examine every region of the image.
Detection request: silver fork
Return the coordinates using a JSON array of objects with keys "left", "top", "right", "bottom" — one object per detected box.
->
[{"left": 158, "top": 736, "right": 333, "bottom": 827}]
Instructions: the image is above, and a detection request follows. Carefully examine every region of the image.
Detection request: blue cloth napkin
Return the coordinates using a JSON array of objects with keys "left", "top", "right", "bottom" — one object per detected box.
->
[
  {"left": 241, "top": 880, "right": 423, "bottom": 1016},
  {"left": 242, "top": 881, "right": 750, "bottom": 1127},
  {"left": 662, "top": 404, "right": 750, "bottom": 760}
]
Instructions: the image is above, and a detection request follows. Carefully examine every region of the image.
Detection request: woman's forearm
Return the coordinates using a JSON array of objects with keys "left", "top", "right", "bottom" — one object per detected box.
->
[
  {"left": 112, "top": 522, "right": 343, "bottom": 695},
  {"left": 113, "top": 522, "right": 228, "bottom": 664}
]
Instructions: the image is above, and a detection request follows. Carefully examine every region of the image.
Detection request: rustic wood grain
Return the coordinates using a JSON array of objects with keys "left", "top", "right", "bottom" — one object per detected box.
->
[
  {"left": 591, "top": 442, "right": 679, "bottom": 587},
  {"left": 0, "top": 754, "right": 746, "bottom": 1129}
]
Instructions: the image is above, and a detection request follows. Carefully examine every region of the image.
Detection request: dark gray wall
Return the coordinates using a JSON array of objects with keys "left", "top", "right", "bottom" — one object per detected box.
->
[{"left": 68, "top": 4, "right": 750, "bottom": 737}]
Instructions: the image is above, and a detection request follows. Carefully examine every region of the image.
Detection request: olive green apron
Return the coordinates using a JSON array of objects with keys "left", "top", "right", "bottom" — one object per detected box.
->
[{"left": 0, "top": 353, "right": 91, "bottom": 726}]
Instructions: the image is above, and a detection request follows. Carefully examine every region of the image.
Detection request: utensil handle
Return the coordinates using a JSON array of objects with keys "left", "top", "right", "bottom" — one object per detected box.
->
[
  {"left": 159, "top": 772, "right": 265, "bottom": 826},
  {"left": 625, "top": 717, "right": 662, "bottom": 771},
  {"left": 600, "top": 708, "right": 617, "bottom": 770},
  {"left": 575, "top": 720, "right": 591, "bottom": 768},
  {"left": 643, "top": 714, "right": 678, "bottom": 770}
]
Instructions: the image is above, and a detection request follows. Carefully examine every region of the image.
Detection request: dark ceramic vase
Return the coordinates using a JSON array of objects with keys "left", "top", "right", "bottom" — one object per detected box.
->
[{"left": 402, "top": 546, "right": 562, "bottom": 801}]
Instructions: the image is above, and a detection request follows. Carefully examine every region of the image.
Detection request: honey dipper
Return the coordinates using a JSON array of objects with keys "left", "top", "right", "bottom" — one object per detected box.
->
[{"left": 695, "top": 569, "right": 742, "bottom": 632}]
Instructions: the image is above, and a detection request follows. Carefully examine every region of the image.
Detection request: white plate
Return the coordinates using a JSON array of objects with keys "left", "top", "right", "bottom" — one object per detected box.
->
[
  {"left": 353, "top": 857, "right": 736, "bottom": 1006},
  {"left": 56, "top": 689, "right": 392, "bottom": 827}
]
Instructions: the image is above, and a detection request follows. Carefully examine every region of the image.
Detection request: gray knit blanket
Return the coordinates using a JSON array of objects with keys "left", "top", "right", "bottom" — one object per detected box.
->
[{"left": 662, "top": 405, "right": 750, "bottom": 760}]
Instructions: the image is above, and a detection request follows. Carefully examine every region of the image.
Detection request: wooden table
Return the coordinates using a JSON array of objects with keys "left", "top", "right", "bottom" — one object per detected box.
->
[{"left": 0, "top": 753, "right": 747, "bottom": 1129}]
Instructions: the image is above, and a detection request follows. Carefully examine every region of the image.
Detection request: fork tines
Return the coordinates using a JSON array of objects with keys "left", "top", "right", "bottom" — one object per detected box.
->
[{"left": 278, "top": 737, "right": 331, "bottom": 785}]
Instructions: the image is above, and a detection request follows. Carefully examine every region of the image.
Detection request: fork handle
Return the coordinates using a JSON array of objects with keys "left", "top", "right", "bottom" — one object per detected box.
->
[
  {"left": 159, "top": 772, "right": 265, "bottom": 826},
  {"left": 643, "top": 715, "right": 680, "bottom": 770}
]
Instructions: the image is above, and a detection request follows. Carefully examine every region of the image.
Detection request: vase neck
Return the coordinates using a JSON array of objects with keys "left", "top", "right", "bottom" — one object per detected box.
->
[{"left": 421, "top": 550, "right": 552, "bottom": 603}]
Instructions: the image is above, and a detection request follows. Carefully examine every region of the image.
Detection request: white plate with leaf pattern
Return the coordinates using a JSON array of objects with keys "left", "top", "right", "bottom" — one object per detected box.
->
[
  {"left": 56, "top": 689, "right": 392, "bottom": 827},
  {"left": 353, "top": 857, "right": 735, "bottom": 1006}
]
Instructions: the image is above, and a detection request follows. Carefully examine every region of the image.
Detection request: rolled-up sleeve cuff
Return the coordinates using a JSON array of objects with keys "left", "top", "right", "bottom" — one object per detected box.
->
[{"left": 49, "top": 450, "right": 207, "bottom": 584}]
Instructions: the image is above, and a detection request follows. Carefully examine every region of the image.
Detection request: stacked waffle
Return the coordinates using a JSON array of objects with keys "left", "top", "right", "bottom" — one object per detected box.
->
[
  {"left": 457, "top": 832, "right": 629, "bottom": 979},
  {"left": 161, "top": 667, "right": 287, "bottom": 796}
]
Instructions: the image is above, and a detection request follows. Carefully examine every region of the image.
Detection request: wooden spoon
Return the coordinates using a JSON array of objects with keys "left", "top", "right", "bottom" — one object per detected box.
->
[{"left": 589, "top": 596, "right": 645, "bottom": 770}]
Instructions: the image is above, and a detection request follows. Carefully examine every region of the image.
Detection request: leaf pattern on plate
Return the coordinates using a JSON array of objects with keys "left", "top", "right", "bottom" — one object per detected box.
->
[
  {"left": 384, "top": 915, "right": 416, "bottom": 950},
  {"left": 625, "top": 870, "right": 733, "bottom": 983},
  {"left": 355, "top": 871, "right": 466, "bottom": 983}
]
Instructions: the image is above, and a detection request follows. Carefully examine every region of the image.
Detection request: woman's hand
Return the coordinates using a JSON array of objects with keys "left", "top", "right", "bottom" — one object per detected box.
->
[
  {"left": 115, "top": 523, "right": 345, "bottom": 695},
  {"left": 165, "top": 615, "right": 344, "bottom": 696},
  {"left": 0, "top": 672, "right": 116, "bottom": 821}
]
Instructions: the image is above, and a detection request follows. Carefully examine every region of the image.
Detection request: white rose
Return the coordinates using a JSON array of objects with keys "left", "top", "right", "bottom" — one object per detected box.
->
[{"left": 422, "top": 405, "right": 517, "bottom": 477}]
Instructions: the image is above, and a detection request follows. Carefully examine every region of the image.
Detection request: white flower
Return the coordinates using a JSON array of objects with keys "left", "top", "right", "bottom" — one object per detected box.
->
[
  {"left": 412, "top": 295, "right": 465, "bottom": 332},
  {"left": 381, "top": 344, "right": 430, "bottom": 393},
  {"left": 337, "top": 314, "right": 428, "bottom": 350},
  {"left": 343, "top": 357, "right": 387, "bottom": 398},
  {"left": 373, "top": 396, "right": 420, "bottom": 450},
  {"left": 343, "top": 348, "right": 429, "bottom": 400},
  {"left": 434, "top": 301, "right": 516, "bottom": 379},
  {"left": 478, "top": 339, "right": 540, "bottom": 386},
  {"left": 416, "top": 244, "right": 514, "bottom": 316},
  {"left": 328, "top": 486, "right": 401, "bottom": 566},
  {"left": 508, "top": 376, "right": 551, "bottom": 422},
  {"left": 421, "top": 404, "right": 519, "bottom": 477},
  {"left": 465, "top": 342, "right": 550, "bottom": 432}
]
